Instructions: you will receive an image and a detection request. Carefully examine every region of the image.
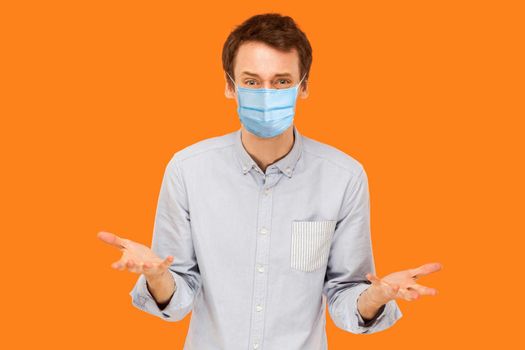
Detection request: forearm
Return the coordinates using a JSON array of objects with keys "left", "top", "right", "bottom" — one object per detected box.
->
[
  {"left": 146, "top": 272, "right": 177, "bottom": 308},
  {"left": 357, "top": 287, "right": 385, "bottom": 321}
]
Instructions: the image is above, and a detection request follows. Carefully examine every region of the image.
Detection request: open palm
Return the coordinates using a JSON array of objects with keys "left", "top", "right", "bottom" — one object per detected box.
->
[
  {"left": 365, "top": 262, "right": 442, "bottom": 304},
  {"left": 97, "top": 230, "right": 173, "bottom": 280}
]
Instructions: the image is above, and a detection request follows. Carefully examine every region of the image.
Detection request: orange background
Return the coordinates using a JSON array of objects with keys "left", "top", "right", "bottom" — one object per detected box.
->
[{"left": 1, "top": 0, "right": 523, "bottom": 349}]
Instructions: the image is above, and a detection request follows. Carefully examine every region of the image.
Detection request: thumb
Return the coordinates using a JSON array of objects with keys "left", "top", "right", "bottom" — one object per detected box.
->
[{"left": 161, "top": 255, "right": 174, "bottom": 269}]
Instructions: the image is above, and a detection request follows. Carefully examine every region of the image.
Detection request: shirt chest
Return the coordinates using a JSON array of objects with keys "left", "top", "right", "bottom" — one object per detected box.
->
[{"left": 184, "top": 162, "right": 347, "bottom": 281}]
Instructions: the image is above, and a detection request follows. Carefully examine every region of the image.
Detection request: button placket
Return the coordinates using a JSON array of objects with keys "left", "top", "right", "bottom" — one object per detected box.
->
[{"left": 248, "top": 172, "right": 281, "bottom": 349}]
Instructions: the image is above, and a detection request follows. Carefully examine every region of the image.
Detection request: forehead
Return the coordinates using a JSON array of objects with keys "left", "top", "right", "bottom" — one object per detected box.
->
[{"left": 234, "top": 41, "right": 300, "bottom": 78}]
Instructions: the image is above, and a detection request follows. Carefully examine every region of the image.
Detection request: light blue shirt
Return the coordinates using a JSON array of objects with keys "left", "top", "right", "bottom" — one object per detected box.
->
[{"left": 129, "top": 124, "right": 403, "bottom": 349}]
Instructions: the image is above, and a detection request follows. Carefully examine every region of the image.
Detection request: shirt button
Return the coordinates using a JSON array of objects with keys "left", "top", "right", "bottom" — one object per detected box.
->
[
  {"left": 256, "top": 305, "right": 263, "bottom": 312},
  {"left": 257, "top": 265, "right": 264, "bottom": 273},
  {"left": 253, "top": 343, "right": 259, "bottom": 349},
  {"left": 242, "top": 164, "right": 248, "bottom": 171},
  {"left": 259, "top": 227, "right": 268, "bottom": 235},
  {"left": 264, "top": 187, "right": 271, "bottom": 195}
]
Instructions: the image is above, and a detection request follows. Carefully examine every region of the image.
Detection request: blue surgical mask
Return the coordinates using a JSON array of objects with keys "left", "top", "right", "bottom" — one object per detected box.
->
[{"left": 227, "top": 72, "right": 306, "bottom": 138}]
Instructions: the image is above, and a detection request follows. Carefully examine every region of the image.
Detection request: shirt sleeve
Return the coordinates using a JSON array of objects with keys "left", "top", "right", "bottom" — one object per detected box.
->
[
  {"left": 323, "top": 166, "right": 403, "bottom": 334},
  {"left": 129, "top": 154, "right": 202, "bottom": 322}
]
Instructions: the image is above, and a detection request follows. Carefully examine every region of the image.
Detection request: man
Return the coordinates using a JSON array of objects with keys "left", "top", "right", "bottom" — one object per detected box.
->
[{"left": 98, "top": 13, "right": 441, "bottom": 350}]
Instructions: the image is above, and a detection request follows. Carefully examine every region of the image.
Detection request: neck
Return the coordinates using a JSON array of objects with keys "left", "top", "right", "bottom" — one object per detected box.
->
[{"left": 240, "top": 124, "right": 294, "bottom": 173}]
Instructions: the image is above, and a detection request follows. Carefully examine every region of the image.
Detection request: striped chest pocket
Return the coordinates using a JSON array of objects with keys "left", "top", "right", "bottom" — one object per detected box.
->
[{"left": 290, "top": 220, "right": 337, "bottom": 272}]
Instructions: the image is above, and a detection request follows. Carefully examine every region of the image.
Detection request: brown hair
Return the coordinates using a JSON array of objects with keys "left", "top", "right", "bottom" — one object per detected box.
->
[{"left": 222, "top": 13, "right": 313, "bottom": 91}]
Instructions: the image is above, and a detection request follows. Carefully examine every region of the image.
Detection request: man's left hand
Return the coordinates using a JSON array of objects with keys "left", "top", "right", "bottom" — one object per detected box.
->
[{"left": 364, "top": 262, "right": 443, "bottom": 306}]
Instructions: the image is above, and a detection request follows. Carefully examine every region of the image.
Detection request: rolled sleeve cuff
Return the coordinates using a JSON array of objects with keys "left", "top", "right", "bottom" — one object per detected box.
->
[
  {"left": 128, "top": 270, "right": 194, "bottom": 321},
  {"left": 333, "top": 283, "right": 403, "bottom": 334}
]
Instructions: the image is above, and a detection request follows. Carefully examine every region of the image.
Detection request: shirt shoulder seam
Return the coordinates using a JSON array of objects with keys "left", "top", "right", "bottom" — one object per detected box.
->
[
  {"left": 174, "top": 141, "right": 236, "bottom": 165},
  {"left": 302, "top": 147, "right": 363, "bottom": 177}
]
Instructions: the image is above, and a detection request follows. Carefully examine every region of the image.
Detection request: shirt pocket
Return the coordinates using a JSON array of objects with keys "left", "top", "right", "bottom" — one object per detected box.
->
[{"left": 290, "top": 220, "right": 337, "bottom": 272}]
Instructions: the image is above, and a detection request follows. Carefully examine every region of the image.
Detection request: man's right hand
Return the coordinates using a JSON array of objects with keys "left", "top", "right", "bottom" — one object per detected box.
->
[{"left": 97, "top": 230, "right": 174, "bottom": 281}]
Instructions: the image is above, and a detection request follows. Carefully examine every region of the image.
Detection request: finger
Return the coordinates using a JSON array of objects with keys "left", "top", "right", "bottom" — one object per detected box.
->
[
  {"left": 409, "top": 262, "right": 443, "bottom": 279},
  {"left": 143, "top": 261, "right": 153, "bottom": 271},
  {"left": 366, "top": 273, "right": 385, "bottom": 285},
  {"left": 407, "top": 284, "right": 439, "bottom": 296},
  {"left": 366, "top": 273, "right": 381, "bottom": 284},
  {"left": 112, "top": 258, "right": 127, "bottom": 271},
  {"left": 128, "top": 259, "right": 143, "bottom": 274},
  {"left": 397, "top": 287, "right": 409, "bottom": 300},
  {"left": 126, "top": 259, "right": 135, "bottom": 270},
  {"left": 399, "top": 287, "right": 419, "bottom": 301},
  {"left": 161, "top": 256, "right": 174, "bottom": 269},
  {"left": 97, "top": 231, "right": 128, "bottom": 249}
]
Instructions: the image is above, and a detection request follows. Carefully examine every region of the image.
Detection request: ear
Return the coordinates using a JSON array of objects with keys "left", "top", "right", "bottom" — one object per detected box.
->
[
  {"left": 298, "top": 83, "right": 309, "bottom": 99},
  {"left": 225, "top": 81, "right": 236, "bottom": 99}
]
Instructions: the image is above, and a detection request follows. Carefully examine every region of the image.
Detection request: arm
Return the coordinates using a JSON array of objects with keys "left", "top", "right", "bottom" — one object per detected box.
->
[
  {"left": 129, "top": 154, "right": 202, "bottom": 322},
  {"left": 146, "top": 271, "right": 177, "bottom": 310},
  {"left": 323, "top": 166, "right": 403, "bottom": 334}
]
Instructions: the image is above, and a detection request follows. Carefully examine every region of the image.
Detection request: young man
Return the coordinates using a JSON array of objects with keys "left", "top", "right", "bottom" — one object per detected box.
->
[{"left": 98, "top": 13, "right": 441, "bottom": 350}]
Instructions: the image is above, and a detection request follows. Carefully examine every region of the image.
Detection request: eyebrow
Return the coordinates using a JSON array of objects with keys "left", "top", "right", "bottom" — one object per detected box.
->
[{"left": 240, "top": 71, "right": 293, "bottom": 78}]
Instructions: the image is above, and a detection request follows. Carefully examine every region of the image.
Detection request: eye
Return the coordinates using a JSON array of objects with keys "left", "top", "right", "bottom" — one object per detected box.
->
[
  {"left": 274, "top": 79, "right": 292, "bottom": 88},
  {"left": 244, "top": 79, "right": 258, "bottom": 86}
]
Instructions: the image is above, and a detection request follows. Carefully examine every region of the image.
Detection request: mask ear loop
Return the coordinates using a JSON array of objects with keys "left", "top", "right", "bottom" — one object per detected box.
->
[
  {"left": 296, "top": 73, "right": 307, "bottom": 91},
  {"left": 226, "top": 72, "right": 238, "bottom": 93}
]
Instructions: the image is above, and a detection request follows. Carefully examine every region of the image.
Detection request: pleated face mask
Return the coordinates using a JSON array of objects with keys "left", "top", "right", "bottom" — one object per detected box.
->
[{"left": 227, "top": 72, "right": 306, "bottom": 138}]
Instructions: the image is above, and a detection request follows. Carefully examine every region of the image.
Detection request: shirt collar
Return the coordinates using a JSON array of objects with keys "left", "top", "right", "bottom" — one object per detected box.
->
[{"left": 234, "top": 124, "right": 303, "bottom": 178}]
